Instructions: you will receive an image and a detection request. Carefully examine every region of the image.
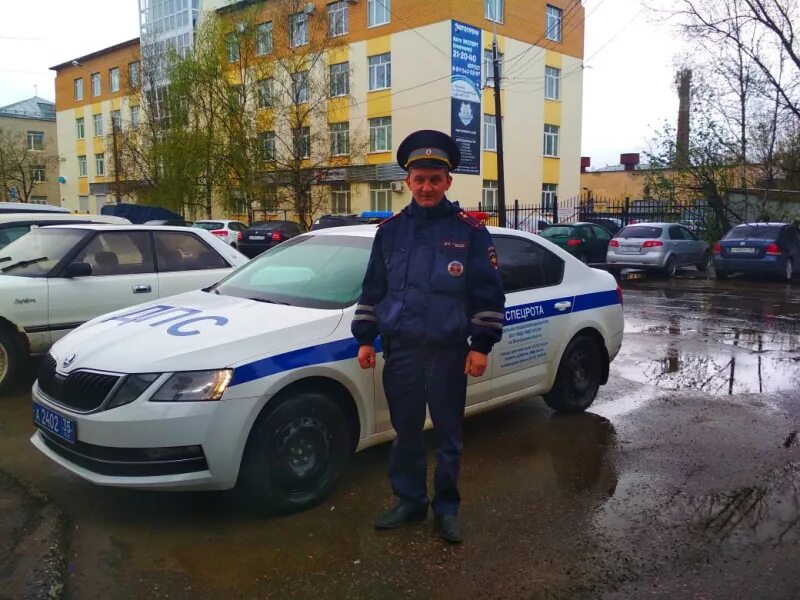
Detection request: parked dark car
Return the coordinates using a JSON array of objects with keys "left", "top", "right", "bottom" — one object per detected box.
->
[
  {"left": 144, "top": 219, "right": 193, "bottom": 227},
  {"left": 579, "top": 216, "right": 623, "bottom": 236},
  {"left": 238, "top": 220, "right": 306, "bottom": 258},
  {"left": 310, "top": 214, "right": 367, "bottom": 230},
  {"left": 713, "top": 222, "right": 800, "bottom": 281},
  {"left": 539, "top": 222, "right": 614, "bottom": 263}
]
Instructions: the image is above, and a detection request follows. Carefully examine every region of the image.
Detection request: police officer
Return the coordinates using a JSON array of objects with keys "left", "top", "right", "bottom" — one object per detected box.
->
[{"left": 352, "top": 130, "right": 505, "bottom": 543}]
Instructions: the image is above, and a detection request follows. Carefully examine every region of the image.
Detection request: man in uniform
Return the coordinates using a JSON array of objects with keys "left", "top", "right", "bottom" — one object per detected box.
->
[{"left": 351, "top": 130, "right": 505, "bottom": 543}]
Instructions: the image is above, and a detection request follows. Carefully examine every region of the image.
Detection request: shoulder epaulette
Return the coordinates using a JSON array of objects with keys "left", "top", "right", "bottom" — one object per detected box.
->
[
  {"left": 456, "top": 210, "right": 485, "bottom": 230},
  {"left": 377, "top": 213, "right": 403, "bottom": 228}
]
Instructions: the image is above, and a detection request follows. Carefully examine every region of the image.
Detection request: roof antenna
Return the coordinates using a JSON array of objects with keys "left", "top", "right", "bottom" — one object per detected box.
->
[{"left": 34, "top": 84, "right": 38, "bottom": 97}]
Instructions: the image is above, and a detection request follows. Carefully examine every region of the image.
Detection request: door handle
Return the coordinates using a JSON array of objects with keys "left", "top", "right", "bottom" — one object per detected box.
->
[
  {"left": 133, "top": 284, "right": 152, "bottom": 294},
  {"left": 554, "top": 301, "right": 572, "bottom": 311}
]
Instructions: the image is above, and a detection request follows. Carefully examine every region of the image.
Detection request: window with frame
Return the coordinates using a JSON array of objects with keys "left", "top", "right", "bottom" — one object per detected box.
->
[
  {"left": 292, "top": 71, "right": 309, "bottom": 103},
  {"left": 76, "top": 117, "right": 85, "bottom": 139},
  {"left": 545, "top": 66, "right": 561, "bottom": 100},
  {"left": 30, "top": 166, "right": 46, "bottom": 183},
  {"left": 74, "top": 78, "right": 84, "bottom": 101},
  {"left": 128, "top": 61, "right": 140, "bottom": 89},
  {"left": 368, "top": 0, "right": 390, "bottom": 27},
  {"left": 291, "top": 12, "right": 308, "bottom": 47},
  {"left": 256, "top": 22, "right": 273, "bottom": 55},
  {"left": 591, "top": 225, "right": 612, "bottom": 241},
  {"left": 482, "top": 179, "right": 498, "bottom": 210},
  {"left": 541, "top": 183, "right": 557, "bottom": 210},
  {"left": 485, "top": 0, "right": 503, "bottom": 22},
  {"left": 110, "top": 110, "right": 122, "bottom": 131},
  {"left": 227, "top": 85, "right": 243, "bottom": 111},
  {"left": 331, "top": 183, "right": 351, "bottom": 214},
  {"left": 226, "top": 32, "right": 240, "bottom": 62},
  {"left": 95, "top": 153, "right": 105, "bottom": 176},
  {"left": 91, "top": 72, "right": 101, "bottom": 96},
  {"left": 483, "top": 48, "right": 503, "bottom": 86},
  {"left": 483, "top": 114, "right": 497, "bottom": 151},
  {"left": 493, "top": 235, "right": 565, "bottom": 292},
  {"left": 369, "top": 116, "right": 392, "bottom": 152},
  {"left": 109, "top": 67, "right": 120, "bottom": 92},
  {"left": 330, "top": 122, "right": 350, "bottom": 156},
  {"left": 370, "top": 182, "right": 392, "bottom": 211},
  {"left": 257, "top": 78, "right": 274, "bottom": 108},
  {"left": 546, "top": 4, "right": 562, "bottom": 42},
  {"left": 543, "top": 124, "right": 559, "bottom": 157},
  {"left": 26, "top": 131, "right": 44, "bottom": 151},
  {"left": 328, "top": 1, "right": 349, "bottom": 36},
  {"left": 155, "top": 231, "right": 228, "bottom": 272},
  {"left": 259, "top": 131, "right": 276, "bottom": 161},
  {"left": 130, "top": 106, "right": 140, "bottom": 128},
  {"left": 368, "top": 53, "right": 391, "bottom": 90},
  {"left": 78, "top": 155, "right": 87, "bottom": 177},
  {"left": 93, "top": 114, "right": 103, "bottom": 137},
  {"left": 293, "top": 126, "right": 311, "bottom": 158},
  {"left": 329, "top": 62, "right": 350, "bottom": 97},
  {"left": 74, "top": 231, "right": 156, "bottom": 276}
]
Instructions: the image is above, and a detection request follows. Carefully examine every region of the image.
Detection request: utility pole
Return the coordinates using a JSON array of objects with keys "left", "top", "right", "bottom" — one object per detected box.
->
[{"left": 492, "top": 29, "right": 506, "bottom": 226}]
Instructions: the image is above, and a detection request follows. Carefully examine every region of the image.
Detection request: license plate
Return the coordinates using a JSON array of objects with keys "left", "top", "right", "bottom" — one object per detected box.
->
[
  {"left": 729, "top": 247, "right": 756, "bottom": 254},
  {"left": 249, "top": 235, "right": 265, "bottom": 241},
  {"left": 619, "top": 246, "right": 640, "bottom": 254},
  {"left": 33, "top": 401, "right": 76, "bottom": 444}
]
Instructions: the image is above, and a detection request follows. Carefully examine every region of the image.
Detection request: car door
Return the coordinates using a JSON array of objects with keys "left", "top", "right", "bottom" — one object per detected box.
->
[
  {"left": 578, "top": 225, "right": 595, "bottom": 261},
  {"left": 154, "top": 230, "right": 232, "bottom": 298},
  {"left": 667, "top": 225, "right": 688, "bottom": 265},
  {"left": 679, "top": 225, "right": 705, "bottom": 263},
  {"left": 590, "top": 225, "right": 612, "bottom": 262},
  {"left": 490, "top": 234, "right": 569, "bottom": 399},
  {"left": 47, "top": 230, "right": 158, "bottom": 344}
]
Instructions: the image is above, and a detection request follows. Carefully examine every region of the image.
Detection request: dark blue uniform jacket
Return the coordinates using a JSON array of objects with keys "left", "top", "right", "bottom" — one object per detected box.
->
[{"left": 352, "top": 198, "right": 505, "bottom": 354}]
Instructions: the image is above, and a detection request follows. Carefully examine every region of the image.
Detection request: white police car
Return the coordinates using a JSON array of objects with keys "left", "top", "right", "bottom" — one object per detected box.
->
[{"left": 31, "top": 225, "right": 624, "bottom": 513}]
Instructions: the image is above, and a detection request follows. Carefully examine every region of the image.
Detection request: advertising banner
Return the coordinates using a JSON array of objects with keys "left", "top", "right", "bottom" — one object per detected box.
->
[{"left": 451, "top": 20, "right": 482, "bottom": 175}]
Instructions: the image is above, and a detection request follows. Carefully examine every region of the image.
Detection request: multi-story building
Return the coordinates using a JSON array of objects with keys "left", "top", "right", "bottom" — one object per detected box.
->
[
  {"left": 0, "top": 97, "right": 59, "bottom": 205},
  {"left": 50, "top": 38, "right": 140, "bottom": 213}
]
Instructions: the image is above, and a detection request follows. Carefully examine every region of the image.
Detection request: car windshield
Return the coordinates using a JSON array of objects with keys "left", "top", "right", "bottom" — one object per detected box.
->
[
  {"left": 193, "top": 221, "right": 225, "bottom": 230},
  {"left": 0, "top": 228, "right": 88, "bottom": 277},
  {"left": 618, "top": 226, "right": 663, "bottom": 239},
  {"left": 540, "top": 226, "right": 574, "bottom": 237},
  {"left": 725, "top": 225, "right": 782, "bottom": 240},
  {"left": 212, "top": 234, "right": 373, "bottom": 309}
]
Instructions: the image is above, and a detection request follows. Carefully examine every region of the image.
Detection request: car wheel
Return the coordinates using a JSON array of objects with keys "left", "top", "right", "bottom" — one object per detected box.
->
[
  {"left": 544, "top": 334, "right": 605, "bottom": 414},
  {"left": 0, "top": 327, "right": 23, "bottom": 394},
  {"left": 240, "top": 392, "right": 351, "bottom": 513},
  {"left": 696, "top": 252, "right": 712, "bottom": 272},
  {"left": 663, "top": 255, "right": 677, "bottom": 277}
]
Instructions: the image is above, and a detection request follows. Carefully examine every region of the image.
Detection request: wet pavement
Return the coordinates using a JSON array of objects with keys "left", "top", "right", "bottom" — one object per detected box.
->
[{"left": 0, "top": 275, "right": 799, "bottom": 598}]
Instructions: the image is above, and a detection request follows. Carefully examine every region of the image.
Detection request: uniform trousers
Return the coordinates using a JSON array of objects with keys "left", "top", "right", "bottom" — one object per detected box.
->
[{"left": 382, "top": 340, "right": 469, "bottom": 516}]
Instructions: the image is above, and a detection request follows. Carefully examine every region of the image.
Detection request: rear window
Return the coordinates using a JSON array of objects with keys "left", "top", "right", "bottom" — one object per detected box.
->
[
  {"left": 617, "top": 226, "right": 662, "bottom": 239},
  {"left": 193, "top": 221, "right": 225, "bottom": 230},
  {"left": 249, "top": 221, "right": 280, "bottom": 231},
  {"left": 540, "top": 226, "right": 574, "bottom": 237},
  {"left": 725, "top": 225, "right": 782, "bottom": 240}
]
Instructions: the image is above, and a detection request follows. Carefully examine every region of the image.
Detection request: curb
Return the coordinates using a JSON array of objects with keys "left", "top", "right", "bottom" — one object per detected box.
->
[{"left": 0, "top": 469, "right": 66, "bottom": 600}]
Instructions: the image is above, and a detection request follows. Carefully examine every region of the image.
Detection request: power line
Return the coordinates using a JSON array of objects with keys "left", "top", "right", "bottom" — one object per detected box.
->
[{"left": 380, "top": 0, "right": 452, "bottom": 62}]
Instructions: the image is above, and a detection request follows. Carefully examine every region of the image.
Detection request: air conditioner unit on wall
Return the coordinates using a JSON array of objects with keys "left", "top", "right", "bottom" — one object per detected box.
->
[
  {"left": 304, "top": 3, "right": 316, "bottom": 14},
  {"left": 390, "top": 182, "right": 404, "bottom": 193}
]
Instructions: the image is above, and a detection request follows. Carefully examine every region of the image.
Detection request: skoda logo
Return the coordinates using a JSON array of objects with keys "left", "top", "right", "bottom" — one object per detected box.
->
[{"left": 62, "top": 353, "right": 77, "bottom": 368}]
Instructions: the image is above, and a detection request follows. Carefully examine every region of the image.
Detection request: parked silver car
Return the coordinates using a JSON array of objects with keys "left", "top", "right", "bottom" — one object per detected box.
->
[{"left": 607, "top": 222, "right": 712, "bottom": 276}]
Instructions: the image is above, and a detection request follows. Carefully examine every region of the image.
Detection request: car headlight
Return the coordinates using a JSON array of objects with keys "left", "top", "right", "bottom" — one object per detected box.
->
[
  {"left": 106, "top": 373, "right": 161, "bottom": 410},
  {"left": 149, "top": 369, "right": 233, "bottom": 402}
]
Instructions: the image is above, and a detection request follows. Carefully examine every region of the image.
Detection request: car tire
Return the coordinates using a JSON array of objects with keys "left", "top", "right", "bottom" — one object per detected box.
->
[
  {"left": 544, "top": 334, "right": 605, "bottom": 415},
  {"left": 696, "top": 252, "right": 712, "bottom": 272},
  {"left": 663, "top": 255, "right": 677, "bottom": 277},
  {"left": 240, "top": 392, "right": 351, "bottom": 514},
  {"left": 0, "top": 327, "right": 23, "bottom": 394}
]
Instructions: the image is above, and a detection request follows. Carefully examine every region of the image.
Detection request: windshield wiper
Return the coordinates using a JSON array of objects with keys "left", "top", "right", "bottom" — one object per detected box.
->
[
  {"left": 0, "top": 257, "right": 10, "bottom": 263},
  {"left": 1, "top": 256, "right": 48, "bottom": 273},
  {"left": 247, "top": 297, "right": 291, "bottom": 305}
]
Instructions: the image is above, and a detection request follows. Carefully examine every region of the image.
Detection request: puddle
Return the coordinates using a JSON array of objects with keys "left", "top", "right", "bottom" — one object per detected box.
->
[{"left": 659, "top": 462, "right": 800, "bottom": 547}]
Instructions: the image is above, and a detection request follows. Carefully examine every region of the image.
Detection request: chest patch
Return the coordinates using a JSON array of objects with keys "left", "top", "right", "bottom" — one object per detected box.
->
[
  {"left": 441, "top": 240, "right": 468, "bottom": 251},
  {"left": 447, "top": 260, "right": 465, "bottom": 277}
]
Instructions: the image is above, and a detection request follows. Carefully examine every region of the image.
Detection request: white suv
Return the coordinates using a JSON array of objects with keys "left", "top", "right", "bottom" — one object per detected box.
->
[{"left": 31, "top": 225, "right": 624, "bottom": 513}]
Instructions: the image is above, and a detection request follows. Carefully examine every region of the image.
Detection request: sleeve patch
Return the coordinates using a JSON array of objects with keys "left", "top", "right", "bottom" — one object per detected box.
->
[
  {"left": 457, "top": 210, "right": 484, "bottom": 230},
  {"left": 488, "top": 246, "right": 499, "bottom": 270}
]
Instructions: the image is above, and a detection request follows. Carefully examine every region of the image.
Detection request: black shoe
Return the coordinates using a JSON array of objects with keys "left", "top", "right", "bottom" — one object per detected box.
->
[
  {"left": 374, "top": 503, "right": 429, "bottom": 529},
  {"left": 434, "top": 514, "right": 463, "bottom": 543}
]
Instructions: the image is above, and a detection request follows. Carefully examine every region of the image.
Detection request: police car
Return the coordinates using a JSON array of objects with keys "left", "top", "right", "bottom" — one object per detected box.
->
[{"left": 31, "top": 225, "right": 624, "bottom": 513}]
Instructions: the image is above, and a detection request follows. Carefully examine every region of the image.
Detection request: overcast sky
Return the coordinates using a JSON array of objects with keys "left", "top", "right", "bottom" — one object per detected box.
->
[{"left": 0, "top": 0, "right": 684, "bottom": 167}]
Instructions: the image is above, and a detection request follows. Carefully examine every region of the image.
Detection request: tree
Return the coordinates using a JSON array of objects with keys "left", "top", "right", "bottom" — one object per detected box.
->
[{"left": 0, "top": 129, "right": 61, "bottom": 202}]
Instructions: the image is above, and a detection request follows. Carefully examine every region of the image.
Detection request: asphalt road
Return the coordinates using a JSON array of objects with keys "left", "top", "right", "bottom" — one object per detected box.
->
[{"left": 1, "top": 272, "right": 798, "bottom": 599}]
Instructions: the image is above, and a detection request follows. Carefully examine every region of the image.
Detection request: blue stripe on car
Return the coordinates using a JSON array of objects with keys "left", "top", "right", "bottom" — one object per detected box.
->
[{"left": 230, "top": 289, "right": 620, "bottom": 387}]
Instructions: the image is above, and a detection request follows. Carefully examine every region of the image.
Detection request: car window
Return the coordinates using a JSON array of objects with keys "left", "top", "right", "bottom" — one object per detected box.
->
[
  {"left": 231, "top": 222, "right": 247, "bottom": 231},
  {"left": 193, "top": 221, "right": 225, "bottom": 230},
  {"left": 154, "top": 231, "right": 228, "bottom": 272},
  {"left": 0, "top": 225, "right": 31, "bottom": 249},
  {"left": 72, "top": 231, "right": 155, "bottom": 276},
  {"left": 725, "top": 225, "right": 782, "bottom": 240},
  {"left": 668, "top": 226, "right": 685, "bottom": 240},
  {"left": 0, "top": 228, "right": 88, "bottom": 277},
  {"left": 581, "top": 226, "right": 596, "bottom": 239},
  {"left": 539, "top": 226, "right": 573, "bottom": 238},
  {"left": 493, "top": 236, "right": 565, "bottom": 292},
  {"left": 618, "top": 226, "right": 663, "bottom": 239},
  {"left": 679, "top": 226, "right": 697, "bottom": 240},
  {"left": 591, "top": 225, "right": 611, "bottom": 240}
]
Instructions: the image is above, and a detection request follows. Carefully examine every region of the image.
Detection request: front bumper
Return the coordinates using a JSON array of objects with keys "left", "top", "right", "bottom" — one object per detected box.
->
[{"left": 30, "top": 382, "right": 262, "bottom": 491}]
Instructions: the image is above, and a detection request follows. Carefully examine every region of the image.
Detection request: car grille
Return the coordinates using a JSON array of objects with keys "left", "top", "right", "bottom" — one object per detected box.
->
[{"left": 38, "top": 354, "right": 121, "bottom": 412}]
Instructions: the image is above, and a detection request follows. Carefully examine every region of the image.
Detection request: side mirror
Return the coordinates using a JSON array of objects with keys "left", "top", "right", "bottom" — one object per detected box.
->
[{"left": 64, "top": 262, "right": 92, "bottom": 277}]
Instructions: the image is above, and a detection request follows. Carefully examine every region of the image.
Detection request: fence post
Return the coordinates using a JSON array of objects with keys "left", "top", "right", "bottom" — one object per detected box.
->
[
  {"left": 514, "top": 199, "right": 519, "bottom": 229},
  {"left": 552, "top": 195, "right": 559, "bottom": 224},
  {"left": 623, "top": 197, "right": 630, "bottom": 225}
]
